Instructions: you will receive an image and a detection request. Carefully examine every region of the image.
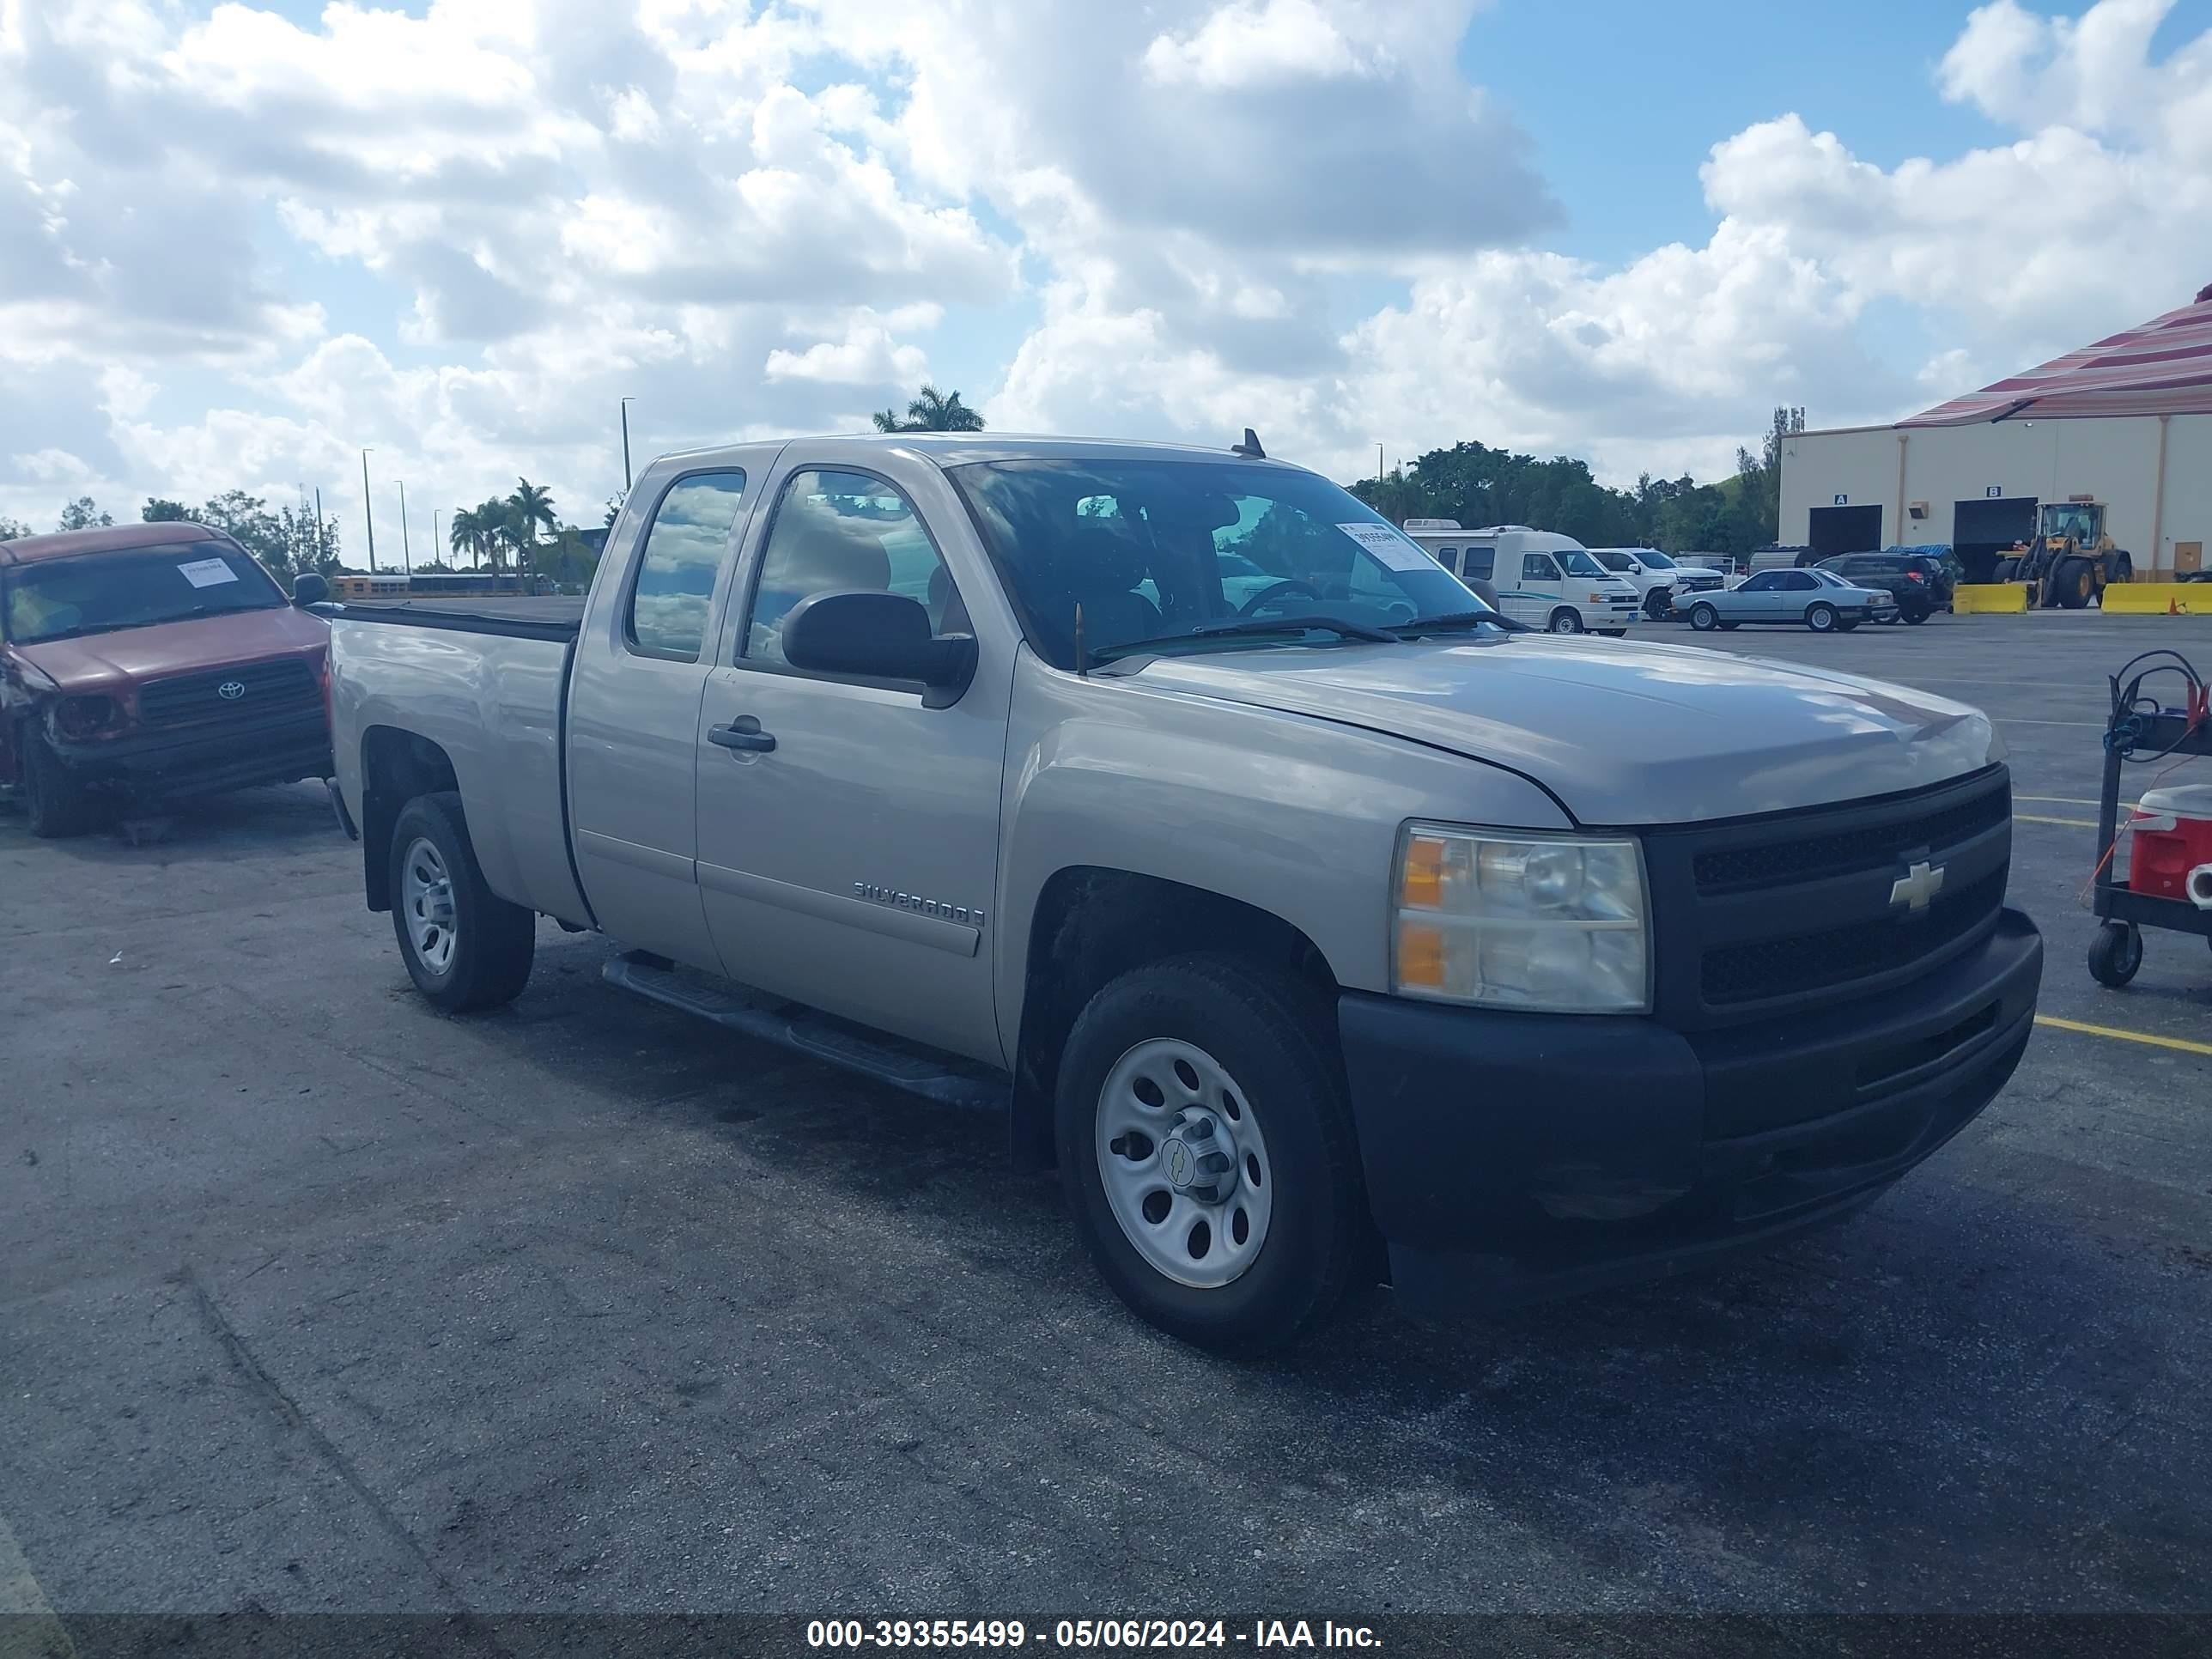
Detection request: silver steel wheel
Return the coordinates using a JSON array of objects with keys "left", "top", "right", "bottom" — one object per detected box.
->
[
  {"left": 1096, "top": 1037, "right": 1273, "bottom": 1290},
  {"left": 400, "top": 836, "right": 459, "bottom": 976}
]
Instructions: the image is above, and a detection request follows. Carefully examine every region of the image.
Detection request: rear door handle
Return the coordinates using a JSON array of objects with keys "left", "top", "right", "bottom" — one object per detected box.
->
[{"left": 708, "top": 720, "right": 776, "bottom": 753}]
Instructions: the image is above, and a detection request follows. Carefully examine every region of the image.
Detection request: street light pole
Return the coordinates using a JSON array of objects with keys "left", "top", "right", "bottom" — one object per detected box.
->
[
  {"left": 360, "top": 448, "right": 377, "bottom": 572},
  {"left": 620, "top": 396, "right": 635, "bottom": 493},
  {"left": 394, "top": 480, "right": 411, "bottom": 578}
]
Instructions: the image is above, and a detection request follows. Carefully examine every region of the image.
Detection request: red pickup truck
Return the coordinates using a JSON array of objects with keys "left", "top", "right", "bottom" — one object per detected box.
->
[{"left": 1, "top": 523, "right": 333, "bottom": 836}]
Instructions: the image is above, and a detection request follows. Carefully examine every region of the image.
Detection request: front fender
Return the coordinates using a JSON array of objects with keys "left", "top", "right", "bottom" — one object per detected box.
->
[{"left": 993, "top": 653, "right": 1571, "bottom": 1055}]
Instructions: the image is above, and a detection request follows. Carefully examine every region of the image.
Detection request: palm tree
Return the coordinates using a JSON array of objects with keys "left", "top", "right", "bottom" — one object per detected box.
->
[
  {"left": 507, "top": 478, "right": 556, "bottom": 581},
  {"left": 472, "top": 496, "right": 514, "bottom": 574},
  {"left": 871, "top": 407, "right": 903, "bottom": 433},
  {"left": 448, "top": 507, "right": 482, "bottom": 572},
  {"left": 902, "top": 385, "right": 985, "bottom": 431}
]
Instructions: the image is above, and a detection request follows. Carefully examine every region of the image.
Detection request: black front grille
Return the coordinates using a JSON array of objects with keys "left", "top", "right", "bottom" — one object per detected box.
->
[
  {"left": 1702, "top": 868, "right": 2008, "bottom": 1005},
  {"left": 1693, "top": 787, "right": 2009, "bottom": 893},
  {"left": 137, "top": 658, "right": 317, "bottom": 726},
  {"left": 1645, "top": 768, "right": 2014, "bottom": 1025}
]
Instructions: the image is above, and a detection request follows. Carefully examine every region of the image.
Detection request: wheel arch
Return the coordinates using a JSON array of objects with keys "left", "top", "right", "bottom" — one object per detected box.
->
[
  {"left": 1008, "top": 867, "right": 1340, "bottom": 1169},
  {"left": 359, "top": 725, "right": 461, "bottom": 912}
]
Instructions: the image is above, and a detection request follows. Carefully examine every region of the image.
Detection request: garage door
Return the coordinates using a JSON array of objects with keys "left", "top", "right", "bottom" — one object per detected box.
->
[
  {"left": 1953, "top": 496, "right": 2037, "bottom": 583},
  {"left": 1808, "top": 505, "right": 1883, "bottom": 560}
]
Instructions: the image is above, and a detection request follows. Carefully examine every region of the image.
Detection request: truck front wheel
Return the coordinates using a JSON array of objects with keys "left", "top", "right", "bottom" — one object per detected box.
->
[
  {"left": 1055, "top": 954, "right": 1367, "bottom": 1354},
  {"left": 21, "top": 735, "right": 95, "bottom": 839},
  {"left": 388, "top": 791, "right": 536, "bottom": 1012}
]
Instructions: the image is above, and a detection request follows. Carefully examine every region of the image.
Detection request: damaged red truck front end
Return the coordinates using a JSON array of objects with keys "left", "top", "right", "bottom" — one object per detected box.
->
[{"left": 1, "top": 523, "right": 333, "bottom": 837}]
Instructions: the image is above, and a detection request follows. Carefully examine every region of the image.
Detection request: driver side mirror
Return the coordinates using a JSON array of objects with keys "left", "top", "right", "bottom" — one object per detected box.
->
[
  {"left": 292, "top": 572, "right": 330, "bottom": 607},
  {"left": 782, "top": 590, "right": 977, "bottom": 709}
]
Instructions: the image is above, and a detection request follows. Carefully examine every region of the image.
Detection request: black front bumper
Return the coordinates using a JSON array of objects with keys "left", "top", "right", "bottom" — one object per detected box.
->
[
  {"left": 52, "top": 707, "right": 333, "bottom": 799},
  {"left": 1339, "top": 908, "right": 2042, "bottom": 1313}
]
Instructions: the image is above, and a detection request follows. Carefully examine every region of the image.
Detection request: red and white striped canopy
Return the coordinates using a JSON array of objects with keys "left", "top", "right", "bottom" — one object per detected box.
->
[{"left": 1904, "top": 294, "right": 2212, "bottom": 426}]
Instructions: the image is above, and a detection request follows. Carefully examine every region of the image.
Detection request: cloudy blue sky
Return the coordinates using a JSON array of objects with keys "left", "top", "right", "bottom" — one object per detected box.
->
[{"left": 3, "top": 0, "right": 2209, "bottom": 553}]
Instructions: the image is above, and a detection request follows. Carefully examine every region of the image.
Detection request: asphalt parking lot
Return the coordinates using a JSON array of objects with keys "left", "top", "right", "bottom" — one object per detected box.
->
[{"left": 3, "top": 611, "right": 2209, "bottom": 1644}]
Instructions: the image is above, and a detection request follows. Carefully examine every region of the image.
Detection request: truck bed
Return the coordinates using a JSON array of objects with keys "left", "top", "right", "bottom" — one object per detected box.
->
[{"left": 330, "top": 597, "right": 585, "bottom": 638}]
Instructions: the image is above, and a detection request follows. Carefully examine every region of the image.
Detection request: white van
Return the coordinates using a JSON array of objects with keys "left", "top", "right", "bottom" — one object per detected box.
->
[{"left": 1400, "top": 523, "right": 1641, "bottom": 635}]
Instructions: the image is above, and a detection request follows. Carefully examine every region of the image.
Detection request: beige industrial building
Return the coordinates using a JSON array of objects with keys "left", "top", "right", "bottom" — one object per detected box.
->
[{"left": 1778, "top": 291, "right": 2212, "bottom": 580}]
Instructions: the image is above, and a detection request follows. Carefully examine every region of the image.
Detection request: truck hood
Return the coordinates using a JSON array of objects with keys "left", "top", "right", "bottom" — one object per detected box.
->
[
  {"left": 12, "top": 606, "right": 326, "bottom": 693},
  {"left": 1128, "top": 635, "right": 1999, "bottom": 825}
]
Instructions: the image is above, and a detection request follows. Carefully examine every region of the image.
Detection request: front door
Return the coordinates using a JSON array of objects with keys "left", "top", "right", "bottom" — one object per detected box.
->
[
  {"left": 693, "top": 462, "right": 1007, "bottom": 1066},
  {"left": 1504, "top": 551, "right": 1561, "bottom": 626}
]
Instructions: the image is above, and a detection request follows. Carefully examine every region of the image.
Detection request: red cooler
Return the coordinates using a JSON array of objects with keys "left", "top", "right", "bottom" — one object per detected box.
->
[{"left": 2126, "top": 783, "right": 2212, "bottom": 902}]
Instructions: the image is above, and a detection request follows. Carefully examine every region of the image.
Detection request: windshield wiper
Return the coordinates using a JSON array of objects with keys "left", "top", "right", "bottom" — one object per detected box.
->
[
  {"left": 1389, "top": 610, "right": 1531, "bottom": 638},
  {"left": 1092, "top": 614, "right": 1401, "bottom": 664}
]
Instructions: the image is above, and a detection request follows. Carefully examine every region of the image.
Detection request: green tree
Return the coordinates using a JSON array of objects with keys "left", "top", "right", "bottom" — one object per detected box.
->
[
  {"left": 449, "top": 506, "right": 485, "bottom": 570},
  {"left": 506, "top": 478, "right": 556, "bottom": 578},
  {"left": 876, "top": 385, "right": 986, "bottom": 432},
  {"left": 142, "top": 498, "right": 193, "bottom": 522},
  {"left": 58, "top": 496, "right": 112, "bottom": 532},
  {"left": 0, "top": 515, "right": 29, "bottom": 541},
  {"left": 194, "top": 489, "right": 287, "bottom": 569}
]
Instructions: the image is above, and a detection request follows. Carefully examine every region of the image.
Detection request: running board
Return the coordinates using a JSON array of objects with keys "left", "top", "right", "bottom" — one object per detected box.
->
[{"left": 602, "top": 952, "right": 1007, "bottom": 1110}]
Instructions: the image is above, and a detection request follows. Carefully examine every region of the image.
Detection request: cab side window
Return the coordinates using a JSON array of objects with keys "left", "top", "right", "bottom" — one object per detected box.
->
[
  {"left": 628, "top": 471, "right": 748, "bottom": 662},
  {"left": 743, "top": 470, "right": 966, "bottom": 669},
  {"left": 1741, "top": 572, "right": 1780, "bottom": 592},
  {"left": 1462, "top": 549, "right": 1494, "bottom": 581}
]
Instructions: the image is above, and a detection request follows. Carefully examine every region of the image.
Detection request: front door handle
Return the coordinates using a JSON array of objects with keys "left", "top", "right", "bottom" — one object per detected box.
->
[{"left": 708, "top": 719, "right": 776, "bottom": 753}]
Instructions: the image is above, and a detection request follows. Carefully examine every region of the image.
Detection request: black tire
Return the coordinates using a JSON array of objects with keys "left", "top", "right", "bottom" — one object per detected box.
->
[
  {"left": 1688, "top": 603, "right": 1720, "bottom": 633},
  {"left": 2056, "top": 558, "right": 2094, "bottom": 610},
  {"left": 1719, "top": 620, "right": 1741, "bottom": 630},
  {"left": 1599, "top": 629, "right": 1628, "bottom": 638},
  {"left": 1547, "top": 608, "right": 1584, "bottom": 635},
  {"left": 387, "top": 791, "right": 536, "bottom": 1012},
  {"left": 1837, "top": 619, "right": 1861, "bottom": 632},
  {"left": 21, "top": 734, "right": 94, "bottom": 839},
  {"left": 2087, "top": 923, "right": 2142, "bottom": 989},
  {"left": 1806, "top": 603, "right": 1838, "bottom": 633},
  {"left": 1055, "top": 954, "right": 1368, "bottom": 1355},
  {"left": 1644, "top": 592, "right": 1670, "bottom": 620},
  {"left": 1903, "top": 606, "right": 1929, "bottom": 624}
]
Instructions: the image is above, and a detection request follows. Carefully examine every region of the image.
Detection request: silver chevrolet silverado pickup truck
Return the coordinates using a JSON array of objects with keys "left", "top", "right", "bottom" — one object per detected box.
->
[{"left": 317, "top": 433, "right": 2043, "bottom": 1352}]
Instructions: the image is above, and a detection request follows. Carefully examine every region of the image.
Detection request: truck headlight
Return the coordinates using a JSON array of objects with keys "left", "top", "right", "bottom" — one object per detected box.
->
[{"left": 1393, "top": 825, "right": 1651, "bottom": 1012}]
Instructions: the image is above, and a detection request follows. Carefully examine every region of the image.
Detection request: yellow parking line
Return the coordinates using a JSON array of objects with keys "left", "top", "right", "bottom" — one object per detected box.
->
[
  {"left": 2015, "top": 812, "right": 2098, "bottom": 828},
  {"left": 0, "top": 1510, "right": 76, "bottom": 1655},
  {"left": 2036, "top": 1015, "right": 2212, "bottom": 1058}
]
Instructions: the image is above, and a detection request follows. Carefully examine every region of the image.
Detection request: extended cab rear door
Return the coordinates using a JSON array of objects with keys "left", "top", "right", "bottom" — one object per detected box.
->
[
  {"left": 566, "top": 453, "right": 774, "bottom": 971},
  {"left": 690, "top": 447, "right": 1011, "bottom": 1066}
]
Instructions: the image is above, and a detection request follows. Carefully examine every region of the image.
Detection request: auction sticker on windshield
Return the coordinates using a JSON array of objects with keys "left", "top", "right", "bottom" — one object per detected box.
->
[
  {"left": 178, "top": 557, "right": 240, "bottom": 588},
  {"left": 1336, "top": 522, "right": 1429, "bottom": 572}
]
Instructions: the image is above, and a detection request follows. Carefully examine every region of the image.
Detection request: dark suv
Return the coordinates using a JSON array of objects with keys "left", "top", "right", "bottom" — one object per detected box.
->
[{"left": 1815, "top": 551, "right": 1956, "bottom": 623}]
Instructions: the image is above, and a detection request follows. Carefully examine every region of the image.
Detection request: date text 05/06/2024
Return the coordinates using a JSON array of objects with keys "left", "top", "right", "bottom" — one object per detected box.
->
[{"left": 805, "top": 1620, "right": 1382, "bottom": 1650}]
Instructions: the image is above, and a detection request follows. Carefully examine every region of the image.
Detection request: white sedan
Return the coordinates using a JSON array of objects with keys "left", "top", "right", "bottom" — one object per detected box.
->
[{"left": 1684, "top": 567, "right": 1897, "bottom": 634}]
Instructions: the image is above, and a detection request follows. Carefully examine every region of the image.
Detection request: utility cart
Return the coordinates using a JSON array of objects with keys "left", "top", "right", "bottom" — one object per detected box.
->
[{"left": 2087, "top": 704, "right": 2212, "bottom": 987}]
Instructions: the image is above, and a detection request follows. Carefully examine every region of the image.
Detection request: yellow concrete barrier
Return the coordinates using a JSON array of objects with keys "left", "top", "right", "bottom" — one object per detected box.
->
[
  {"left": 1954, "top": 583, "right": 2027, "bottom": 613},
  {"left": 2103, "top": 582, "right": 2209, "bottom": 614}
]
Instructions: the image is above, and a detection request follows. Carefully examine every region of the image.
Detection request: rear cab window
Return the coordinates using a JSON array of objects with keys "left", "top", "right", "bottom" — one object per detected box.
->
[{"left": 627, "top": 471, "right": 748, "bottom": 661}]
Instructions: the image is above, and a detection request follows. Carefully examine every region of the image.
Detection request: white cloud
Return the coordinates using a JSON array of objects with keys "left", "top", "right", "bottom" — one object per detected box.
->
[
  {"left": 1143, "top": 0, "right": 1379, "bottom": 89},
  {"left": 3, "top": 0, "right": 2210, "bottom": 537}
]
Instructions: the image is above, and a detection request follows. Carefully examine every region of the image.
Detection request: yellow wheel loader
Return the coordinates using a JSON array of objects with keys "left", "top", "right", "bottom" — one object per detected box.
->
[{"left": 1996, "top": 501, "right": 2135, "bottom": 610}]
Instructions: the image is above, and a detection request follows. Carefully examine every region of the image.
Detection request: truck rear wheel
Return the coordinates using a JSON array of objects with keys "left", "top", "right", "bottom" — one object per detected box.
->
[
  {"left": 388, "top": 791, "right": 536, "bottom": 1012},
  {"left": 1055, "top": 954, "right": 1366, "bottom": 1354}
]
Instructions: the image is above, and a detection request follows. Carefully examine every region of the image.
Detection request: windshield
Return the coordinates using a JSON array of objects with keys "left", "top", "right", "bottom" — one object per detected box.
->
[
  {"left": 3, "top": 544, "right": 287, "bottom": 645},
  {"left": 948, "top": 459, "right": 1496, "bottom": 666},
  {"left": 1555, "top": 549, "right": 1607, "bottom": 578},
  {"left": 1637, "top": 550, "right": 1677, "bottom": 568}
]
